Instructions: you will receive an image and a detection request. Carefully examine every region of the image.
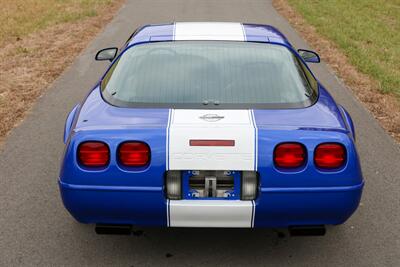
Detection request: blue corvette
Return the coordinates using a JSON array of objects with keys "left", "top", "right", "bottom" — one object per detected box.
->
[{"left": 59, "top": 22, "right": 364, "bottom": 236}]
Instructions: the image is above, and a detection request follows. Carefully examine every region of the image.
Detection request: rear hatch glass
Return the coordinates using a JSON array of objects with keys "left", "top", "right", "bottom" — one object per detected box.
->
[{"left": 101, "top": 41, "right": 317, "bottom": 109}]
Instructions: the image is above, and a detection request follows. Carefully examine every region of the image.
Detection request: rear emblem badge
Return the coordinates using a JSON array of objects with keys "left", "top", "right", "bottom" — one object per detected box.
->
[{"left": 199, "top": 114, "right": 225, "bottom": 122}]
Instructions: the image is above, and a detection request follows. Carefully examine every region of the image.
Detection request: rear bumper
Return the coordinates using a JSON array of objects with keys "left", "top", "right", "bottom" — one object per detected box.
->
[
  {"left": 59, "top": 180, "right": 364, "bottom": 228},
  {"left": 254, "top": 183, "right": 364, "bottom": 227}
]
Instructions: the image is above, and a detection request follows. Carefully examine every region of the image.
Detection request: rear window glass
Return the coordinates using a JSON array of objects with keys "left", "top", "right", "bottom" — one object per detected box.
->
[{"left": 101, "top": 41, "right": 317, "bottom": 109}]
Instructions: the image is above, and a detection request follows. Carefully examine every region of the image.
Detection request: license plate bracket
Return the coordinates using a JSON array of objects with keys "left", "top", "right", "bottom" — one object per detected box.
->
[{"left": 182, "top": 170, "right": 241, "bottom": 200}]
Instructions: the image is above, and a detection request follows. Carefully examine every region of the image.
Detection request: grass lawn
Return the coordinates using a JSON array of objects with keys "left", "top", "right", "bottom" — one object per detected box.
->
[
  {"left": 0, "top": 0, "right": 113, "bottom": 47},
  {"left": 0, "top": 0, "right": 122, "bottom": 142},
  {"left": 286, "top": 0, "right": 400, "bottom": 98}
]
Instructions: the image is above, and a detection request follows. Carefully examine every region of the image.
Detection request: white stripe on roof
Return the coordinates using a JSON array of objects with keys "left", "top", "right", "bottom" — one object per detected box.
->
[{"left": 174, "top": 22, "right": 245, "bottom": 41}]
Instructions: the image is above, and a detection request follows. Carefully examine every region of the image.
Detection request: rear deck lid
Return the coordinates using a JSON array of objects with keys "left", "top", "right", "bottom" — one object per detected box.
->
[{"left": 167, "top": 109, "right": 257, "bottom": 171}]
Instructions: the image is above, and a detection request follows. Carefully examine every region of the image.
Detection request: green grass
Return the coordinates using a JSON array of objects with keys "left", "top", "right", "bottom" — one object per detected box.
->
[
  {"left": 0, "top": 0, "right": 113, "bottom": 47},
  {"left": 287, "top": 0, "right": 400, "bottom": 97}
]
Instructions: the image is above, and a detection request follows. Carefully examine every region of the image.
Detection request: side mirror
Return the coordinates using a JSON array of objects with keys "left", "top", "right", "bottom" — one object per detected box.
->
[
  {"left": 95, "top": 47, "right": 118, "bottom": 61},
  {"left": 298, "top": 49, "right": 320, "bottom": 63}
]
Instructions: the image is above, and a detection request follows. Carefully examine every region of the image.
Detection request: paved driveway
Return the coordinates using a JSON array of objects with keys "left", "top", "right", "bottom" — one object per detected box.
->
[{"left": 0, "top": 0, "right": 399, "bottom": 266}]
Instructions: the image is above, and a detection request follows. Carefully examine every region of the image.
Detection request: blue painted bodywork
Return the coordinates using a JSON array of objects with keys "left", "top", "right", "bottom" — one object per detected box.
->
[
  {"left": 63, "top": 104, "right": 79, "bottom": 144},
  {"left": 59, "top": 23, "right": 364, "bottom": 228}
]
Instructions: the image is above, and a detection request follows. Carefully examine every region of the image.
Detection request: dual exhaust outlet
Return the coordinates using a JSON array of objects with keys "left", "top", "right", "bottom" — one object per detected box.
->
[{"left": 95, "top": 224, "right": 326, "bottom": 236}]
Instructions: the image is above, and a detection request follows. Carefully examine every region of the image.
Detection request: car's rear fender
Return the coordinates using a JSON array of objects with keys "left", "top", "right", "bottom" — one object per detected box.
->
[
  {"left": 256, "top": 127, "right": 363, "bottom": 189},
  {"left": 63, "top": 104, "right": 80, "bottom": 144},
  {"left": 60, "top": 127, "right": 167, "bottom": 187},
  {"left": 338, "top": 105, "right": 356, "bottom": 141}
]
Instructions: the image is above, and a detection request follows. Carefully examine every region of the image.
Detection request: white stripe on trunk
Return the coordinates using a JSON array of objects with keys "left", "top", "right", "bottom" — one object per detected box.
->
[
  {"left": 174, "top": 22, "right": 245, "bottom": 41},
  {"left": 168, "top": 109, "right": 256, "bottom": 171}
]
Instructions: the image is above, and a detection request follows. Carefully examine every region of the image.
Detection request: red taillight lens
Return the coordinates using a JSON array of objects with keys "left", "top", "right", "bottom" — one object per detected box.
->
[
  {"left": 314, "top": 143, "right": 346, "bottom": 169},
  {"left": 78, "top": 141, "right": 109, "bottom": 167},
  {"left": 274, "top": 143, "right": 306, "bottom": 168},
  {"left": 118, "top": 142, "right": 150, "bottom": 167}
]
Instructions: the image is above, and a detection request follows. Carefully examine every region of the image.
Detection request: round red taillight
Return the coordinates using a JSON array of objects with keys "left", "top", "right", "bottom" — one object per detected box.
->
[
  {"left": 78, "top": 141, "right": 109, "bottom": 167},
  {"left": 274, "top": 143, "right": 306, "bottom": 168},
  {"left": 314, "top": 143, "right": 346, "bottom": 169},
  {"left": 118, "top": 142, "right": 150, "bottom": 167}
]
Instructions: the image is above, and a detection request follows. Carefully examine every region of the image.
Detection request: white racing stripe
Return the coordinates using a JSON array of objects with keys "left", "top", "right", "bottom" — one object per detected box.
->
[
  {"left": 166, "top": 109, "right": 258, "bottom": 227},
  {"left": 166, "top": 109, "right": 172, "bottom": 170},
  {"left": 168, "top": 109, "right": 256, "bottom": 171},
  {"left": 169, "top": 200, "right": 253, "bottom": 228},
  {"left": 250, "top": 110, "right": 258, "bottom": 170},
  {"left": 174, "top": 22, "right": 245, "bottom": 41}
]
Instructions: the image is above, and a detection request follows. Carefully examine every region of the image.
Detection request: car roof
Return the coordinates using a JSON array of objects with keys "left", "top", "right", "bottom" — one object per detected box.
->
[{"left": 127, "top": 22, "right": 291, "bottom": 46}]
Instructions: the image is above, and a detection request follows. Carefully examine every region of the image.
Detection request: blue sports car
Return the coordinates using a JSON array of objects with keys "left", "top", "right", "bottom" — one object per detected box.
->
[{"left": 59, "top": 22, "right": 364, "bottom": 236}]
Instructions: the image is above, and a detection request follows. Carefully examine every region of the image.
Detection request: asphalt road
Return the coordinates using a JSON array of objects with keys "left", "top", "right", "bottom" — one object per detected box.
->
[{"left": 1, "top": 0, "right": 399, "bottom": 266}]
